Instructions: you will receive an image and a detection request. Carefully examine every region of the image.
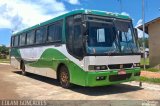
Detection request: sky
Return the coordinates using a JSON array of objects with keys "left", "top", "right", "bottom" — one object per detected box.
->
[{"left": 0, "top": 0, "right": 159, "bottom": 46}]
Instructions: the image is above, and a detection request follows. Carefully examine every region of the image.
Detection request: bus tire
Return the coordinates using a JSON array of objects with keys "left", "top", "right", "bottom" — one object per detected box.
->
[
  {"left": 59, "top": 65, "right": 71, "bottom": 88},
  {"left": 21, "top": 61, "right": 26, "bottom": 76}
]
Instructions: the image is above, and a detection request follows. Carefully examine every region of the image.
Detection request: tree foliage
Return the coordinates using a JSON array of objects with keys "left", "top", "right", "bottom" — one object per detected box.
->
[
  {"left": 0, "top": 45, "right": 9, "bottom": 59},
  {"left": 138, "top": 38, "right": 149, "bottom": 48}
]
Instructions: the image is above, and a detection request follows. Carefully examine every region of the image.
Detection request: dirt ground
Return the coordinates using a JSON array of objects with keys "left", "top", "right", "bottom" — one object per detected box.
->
[
  {"left": 141, "top": 71, "right": 160, "bottom": 78},
  {"left": 0, "top": 64, "right": 160, "bottom": 100}
]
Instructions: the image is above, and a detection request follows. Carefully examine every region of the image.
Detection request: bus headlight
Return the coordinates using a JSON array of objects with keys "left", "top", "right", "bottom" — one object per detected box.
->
[{"left": 133, "top": 63, "right": 140, "bottom": 67}]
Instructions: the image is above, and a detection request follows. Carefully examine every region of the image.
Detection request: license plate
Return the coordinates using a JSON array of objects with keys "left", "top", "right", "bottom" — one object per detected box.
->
[{"left": 118, "top": 69, "right": 126, "bottom": 75}]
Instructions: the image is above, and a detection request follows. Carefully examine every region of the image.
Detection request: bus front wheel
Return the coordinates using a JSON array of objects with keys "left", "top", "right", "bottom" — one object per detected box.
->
[{"left": 59, "top": 65, "right": 71, "bottom": 88}]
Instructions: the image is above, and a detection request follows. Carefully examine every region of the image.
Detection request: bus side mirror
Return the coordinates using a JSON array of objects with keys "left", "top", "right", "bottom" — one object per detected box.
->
[
  {"left": 82, "top": 22, "right": 88, "bottom": 35},
  {"left": 134, "top": 28, "right": 138, "bottom": 40}
]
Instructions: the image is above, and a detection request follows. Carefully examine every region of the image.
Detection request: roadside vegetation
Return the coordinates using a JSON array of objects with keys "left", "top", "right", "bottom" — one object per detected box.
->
[
  {"left": 140, "top": 58, "right": 160, "bottom": 72},
  {"left": 0, "top": 59, "right": 10, "bottom": 63},
  {"left": 140, "top": 58, "right": 149, "bottom": 66},
  {"left": 138, "top": 57, "right": 160, "bottom": 84},
  {"left": 0, "top": 45, "right": 10, "bottom": 63},
  {"left": 135, "top": 76, "right": 160, "bottom": 84},
  {"left": 146, "top": 68, "right": 160, "bottom": 72}
]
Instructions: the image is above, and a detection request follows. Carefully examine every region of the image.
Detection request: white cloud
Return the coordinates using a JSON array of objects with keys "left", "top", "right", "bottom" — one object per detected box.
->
[
  {"left": 136, "top": 19, "right": 143, "bottom": 27},
  {"left": 137, "top": 29, "right": 143, "bottom": 38},
  {"left": 137, "top": 28, "right": 149, "bottom": 38},
  {"left": 136, "top": 19, "right": 149, "bottom": 38},
  {"left": 135, "top": 19, "right": 143, "bottom": 38},
  {"left": 66, "top": 0, "right": 80, "bottom": 5},
  {"left": 121, "top": 12, "right": 130, "bottom": 16},
  {"left": 0, "top": 17, "right": 11, "bottom": 28},
  {"left": 0, "top": 0, "right": 67, "bottom": 32}
]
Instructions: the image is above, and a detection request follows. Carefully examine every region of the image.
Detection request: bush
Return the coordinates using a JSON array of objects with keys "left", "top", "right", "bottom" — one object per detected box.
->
[
  {"left": 0, "top": 54, "right": 7, "bottom": 59},
  {"left": 0, "top": 45, "right": 9, "bottom": 59}
]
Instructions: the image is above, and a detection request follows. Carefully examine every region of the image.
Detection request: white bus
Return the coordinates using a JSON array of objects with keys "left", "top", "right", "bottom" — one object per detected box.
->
[{"left": 10, "top": 10, "right": 141, "bottom": 88}]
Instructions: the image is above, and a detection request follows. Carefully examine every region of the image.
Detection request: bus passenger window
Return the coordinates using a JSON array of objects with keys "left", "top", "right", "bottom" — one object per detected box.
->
[
  {"left": 35, "top": 28, "right": 46, "bottom": 44},
  {"left": 48, "top": 22, "right": 62, "bottom": 42},
  {"left": 19, "top": 34, "right": 26, "bottom": 46},
  {"left": 11, "top": 37, "right": 14, "bottom": 47},
  {"left": 26, "top": 31, "right": 35, "bottom": 45},
  {"left": 14, "top": 35, "right": 19, "bottom": 47}
]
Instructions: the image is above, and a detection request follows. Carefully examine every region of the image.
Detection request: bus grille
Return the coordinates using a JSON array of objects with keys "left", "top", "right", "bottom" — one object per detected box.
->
[
  {"left": 109, "top": 73, "right": 132, "bottom": 82},
  {"left": 108, "top": 64, "right": 133, "bottom": 69}
]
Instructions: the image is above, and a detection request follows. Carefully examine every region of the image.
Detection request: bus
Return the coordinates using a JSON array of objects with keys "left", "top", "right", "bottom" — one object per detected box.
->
[{"left": 10, "top": 10, "right": 141, "bottom": 88}]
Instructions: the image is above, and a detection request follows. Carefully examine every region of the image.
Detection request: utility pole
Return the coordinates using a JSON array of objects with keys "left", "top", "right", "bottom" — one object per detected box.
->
[
  {"left": 142, "top": 0, "right": 146, "bottom": 70},
  {"left": 117, "top": 0, "right": 123, "bottom": 12}
]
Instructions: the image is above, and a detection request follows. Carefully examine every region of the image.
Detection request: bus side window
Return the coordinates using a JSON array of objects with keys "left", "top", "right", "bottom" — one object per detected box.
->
[
  {"left": 35, "top": 27, "right": 46, "bottom": 44},
  {"left": 66, "top": 15, "right": 84, "bottom": 59},
  {"left": 66, "top": 16, "right": 74, "bottom": 55},
  {"left": 48, "top": 22, "right": 62, "bottom": 43},
  {"left": 19, "top": 33, "right": 26, "bottom": 46},
  {"left": 11, "top": 36, "right": 15, "bottom": 47},
  {"left": 14, "top": 35, "right": 19, "bottom": 47},
  {"left": 26, "top": 30, "right": 35, "bottom": 45},
  {"left": 73, "top": 24, "right": 83, "bottom": 57}
]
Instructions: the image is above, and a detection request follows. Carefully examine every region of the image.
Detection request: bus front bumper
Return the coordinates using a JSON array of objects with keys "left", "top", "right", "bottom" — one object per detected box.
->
[{"left": 85, "top": 68, "right": 141, "bottom": 87}]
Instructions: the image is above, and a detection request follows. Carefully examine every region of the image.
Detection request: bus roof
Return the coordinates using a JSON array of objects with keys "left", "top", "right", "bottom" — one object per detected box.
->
[{"left": 12, "top": 9, "right": 130, "bottom": 36}]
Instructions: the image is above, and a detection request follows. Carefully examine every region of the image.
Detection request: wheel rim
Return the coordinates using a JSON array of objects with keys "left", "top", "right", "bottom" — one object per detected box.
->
[{"left": 60, "top": 71, "right": 69, "bottom": 84}]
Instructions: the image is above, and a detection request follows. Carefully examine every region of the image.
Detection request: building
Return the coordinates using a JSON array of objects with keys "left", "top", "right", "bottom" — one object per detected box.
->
[{"left": 138, "top": 17, "right": 160, "bottom": 68}]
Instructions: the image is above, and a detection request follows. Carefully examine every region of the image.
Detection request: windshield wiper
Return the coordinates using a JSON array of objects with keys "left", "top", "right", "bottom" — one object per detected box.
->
[{"left": 105, "top": 49, "right": 118, "bottom": 55}]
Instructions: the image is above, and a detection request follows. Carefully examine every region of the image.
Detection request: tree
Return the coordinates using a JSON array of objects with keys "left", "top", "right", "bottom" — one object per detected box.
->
[
  {"left": 138, "top": 37, "right": 149, "bottom": 48},
  {"left": 0, "top": 45, "right": 9, "bottom": 59}
]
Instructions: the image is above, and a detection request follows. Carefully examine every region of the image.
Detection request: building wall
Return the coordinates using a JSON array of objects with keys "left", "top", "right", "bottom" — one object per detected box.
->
[{"left": 148, "top": 20, "right": 160, "bottom": 68}]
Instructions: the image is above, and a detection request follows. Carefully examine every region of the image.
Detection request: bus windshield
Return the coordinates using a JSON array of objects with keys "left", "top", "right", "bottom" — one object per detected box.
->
[{"left": 86, "top": 19, "right": 138, "bottom": 55}]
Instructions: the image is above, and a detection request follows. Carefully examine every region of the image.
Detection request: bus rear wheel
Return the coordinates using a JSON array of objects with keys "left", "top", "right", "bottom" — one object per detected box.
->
[
  {"left": 21, "top": 62, "right": 26, "bottom": 75},
  {"left": 59, "top": 65, "right": 71, "bottom": 88}
]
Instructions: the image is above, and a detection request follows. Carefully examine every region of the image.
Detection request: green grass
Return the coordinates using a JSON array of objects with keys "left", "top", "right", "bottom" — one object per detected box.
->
[
  {"left": 135, "top": 76, "right": 160, "bottom": 84},
  {"left": 140, "top": 58, "right": 160, "bottom": 72},
  {"left": 146, "top": 68, "right": 160, "bottom": 72},
  {"left": 0, "top": 59, "right": 10, "bottom": 63},
  {"left": 140, "top": 58, "right": 149, "bottom": 66}
]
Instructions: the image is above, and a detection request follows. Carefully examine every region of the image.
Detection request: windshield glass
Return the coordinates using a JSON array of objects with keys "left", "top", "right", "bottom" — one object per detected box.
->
[
  {"left": 86, "top": 22, "right": 119, "bottom": 54},
  {"left": 86, "top": 18, "right": 138, "bottom": 55},
  {"left": 115, "top": 20, "right": 138, "bottom": 53}
]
